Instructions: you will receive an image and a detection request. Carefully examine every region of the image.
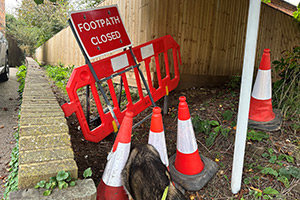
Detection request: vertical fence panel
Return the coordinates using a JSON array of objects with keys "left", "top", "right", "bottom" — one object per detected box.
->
[{"left": 35, "top": 0, "right": 300, "bottom": 86}]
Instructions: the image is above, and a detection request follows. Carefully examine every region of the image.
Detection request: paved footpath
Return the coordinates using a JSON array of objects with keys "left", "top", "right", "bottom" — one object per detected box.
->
[{"left": 0, "top": 67, "right": 19, "bottom": 198}]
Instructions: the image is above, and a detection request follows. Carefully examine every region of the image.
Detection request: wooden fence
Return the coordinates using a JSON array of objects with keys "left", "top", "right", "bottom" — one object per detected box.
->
[
  {"left": 35, "top": 0, "right": 300, "bottom": 88},
  {"left": 7, "top": 35, "right": 24, "bottom": 67}
]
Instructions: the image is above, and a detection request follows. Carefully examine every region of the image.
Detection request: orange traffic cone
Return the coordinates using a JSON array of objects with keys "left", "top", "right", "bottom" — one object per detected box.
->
[
  {"left": 174, "top": 97, "right": 204, "bottom": 174},
  {"left": 169, "top": 96, "right": 218, "bottom": 191},
  {"left": 97, "top": 112, "right": 133, "bottom": 200},
  {"left": 148, "top": 107, "right": 169, "bottom": 168},
  {"left": 248, "top": 49, "right": 281, "bottom": 131}
]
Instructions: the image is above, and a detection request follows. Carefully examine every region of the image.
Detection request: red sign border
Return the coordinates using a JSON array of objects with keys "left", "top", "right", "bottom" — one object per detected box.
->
[{"left": 69, "top": 4, "right": 132, "bottom": 60}]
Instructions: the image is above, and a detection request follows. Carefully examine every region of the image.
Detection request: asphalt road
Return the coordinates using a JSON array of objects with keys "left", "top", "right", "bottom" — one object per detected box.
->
[{"left": 0, "top": 67, "right": 19, "bottom": 198}]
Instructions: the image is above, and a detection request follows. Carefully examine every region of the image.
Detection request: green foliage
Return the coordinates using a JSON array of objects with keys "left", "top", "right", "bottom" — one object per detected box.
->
[
  {"left": 34, "top": 0, "right": 57, "bottom": 4},
  {"left": 192, "top": 115, "right": 231, "bottom": 147},
  {"left": 277, "top": 176, "right": 290, "bottom": 188},
  {"left": 261, "top": 167, "right": 278, "bottom": 177},
  {"left": 247, "top": 130, "right": 269, "bottom": 141},
  {"left": 43, "top": 64, "right": 74, "bottom": 92},
  {"left": 263, "top": 187, "right": 279, "bottom": 195},
  {"left": 261, "top": 0, "right": 271, "bottom": 3},
  {"left": 6, "top": 0, "right": 70, "bottom": 55},
  {"left": 249, "top": 189, "right": 262, "bottom": 198},
  {"left": 16, "top": 65, "right": 27, "bottom": 95},
  {"left": 35, "top": 170, "right": 76, "bottom": 196},
  {"left": 222, "top": 110, "right": 233, "bottom": 121},
  {"left": 279, "top": 166, "right": 300, "bottom": 180},
  {"left": 83, "top": 167, "right": 93, "bottom": 178},
  {"left": 293, "top": 3, "right": 300, "bottom": 22},
  {"left": 228, "top": 75, "right": 241, "bottom": 89},
  {"left": 72, "top": 0, "right": 104, "bottom": 9},
  {"left": 277, "top": 154, "right": 294, "bottom": 163},
  {"left": 35, "top": 168, "right": 92, "bottom": 196},
  {"left": 272, "top": 47, "right": 300, "bottom": 131},
  {"left": 262, "top": 148, "right": 295, "bottom": 165}
]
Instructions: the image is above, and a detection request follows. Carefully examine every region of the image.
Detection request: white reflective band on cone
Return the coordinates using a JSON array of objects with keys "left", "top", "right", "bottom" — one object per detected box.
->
[
  {"left": 252, "top": 69, "right": 271, "bottom": 100},
  {"left": 177, "top": 119, "right": 198, "bottom": 153},
  {"left": 102, "top": 142, "right": 131, "bottom": 187},
  {"left": 148, "top": 130, "right": 169, "bottom": 166}
]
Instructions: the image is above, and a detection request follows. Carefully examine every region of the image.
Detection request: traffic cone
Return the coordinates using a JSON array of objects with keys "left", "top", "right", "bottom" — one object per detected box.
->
[
  {"left": 248, "top": 49, "right": 282, "bottom": 131},
  {"left": 148, "top": 107, "right": 169, "bottom": 168},
  {"left": 97, "top": 111, "right": 133, "bottom": 200},
  {"left": 169, "top": 96, "right": 218, "bottom": 191},
  {"left": 174, "top": 97, "right": 204, "bottom": 175}
]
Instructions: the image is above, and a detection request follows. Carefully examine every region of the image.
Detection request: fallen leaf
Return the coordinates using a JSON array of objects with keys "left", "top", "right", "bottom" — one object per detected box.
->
[
  {"left": 189, "top": 194, "right": 195, "bottom": 200},
  {"left": 0, "top": 176, "right": 6, "bottom": 180},
  {"left": 233, "top": 126, "right": 237, "bottom": 130},
  {"left": 215, "top": 158, "right": 220, "bottom": 162},
  {"left": 0, "top": 125, "right": 4, "bottom": 129},
  {"left": 250, "top": 186, "right": 262, "bottom": 193},
  {"left": 288, "top": 152, "right": 293, "bottom": 156}
]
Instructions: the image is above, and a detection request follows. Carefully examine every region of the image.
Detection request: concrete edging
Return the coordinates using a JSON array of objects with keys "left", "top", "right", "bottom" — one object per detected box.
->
[{"left": 10, "top": 179, "right": 96, "bottom": 200}]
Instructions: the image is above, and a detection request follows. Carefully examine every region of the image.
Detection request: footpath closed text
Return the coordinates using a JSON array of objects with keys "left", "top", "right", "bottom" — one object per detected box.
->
[{"left": 77, "top": 16, "right": 122, "bottom": 46}]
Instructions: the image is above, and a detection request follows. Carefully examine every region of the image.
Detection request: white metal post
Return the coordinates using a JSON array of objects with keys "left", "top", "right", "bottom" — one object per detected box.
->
[{"left": 231, "top": 0, "right": 261, "bottom": 194}]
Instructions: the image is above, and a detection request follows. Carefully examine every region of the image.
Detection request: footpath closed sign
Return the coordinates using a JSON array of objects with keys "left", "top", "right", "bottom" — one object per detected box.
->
[{"left": 69, "top": 5, "right": 132, "bottom": 59}]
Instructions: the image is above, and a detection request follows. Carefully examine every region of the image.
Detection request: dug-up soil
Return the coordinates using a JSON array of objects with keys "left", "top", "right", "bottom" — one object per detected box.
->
[{"left": 50, "top": 80, "right": 299, "bottom": 200}]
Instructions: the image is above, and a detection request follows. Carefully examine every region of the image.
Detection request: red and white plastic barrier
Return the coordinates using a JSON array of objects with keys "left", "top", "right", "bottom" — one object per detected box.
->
[{"left": 62, "top": 35, "right": 181, "bottom": 143}]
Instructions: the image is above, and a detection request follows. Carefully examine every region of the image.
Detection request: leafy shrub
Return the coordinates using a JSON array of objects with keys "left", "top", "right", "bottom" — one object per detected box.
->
[{"left": 272, "top": 46, "right": 299, "bottom": 131}]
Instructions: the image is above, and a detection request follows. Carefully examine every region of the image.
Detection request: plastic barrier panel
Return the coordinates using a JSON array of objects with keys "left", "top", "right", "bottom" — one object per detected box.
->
[{"left": 62, "top": 35, "right": 181, "bottom": 142}]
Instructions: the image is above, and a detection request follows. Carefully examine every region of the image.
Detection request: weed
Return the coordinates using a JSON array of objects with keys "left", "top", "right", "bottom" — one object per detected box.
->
[
  {"left": 43, "top": 64, "right": 74, "bottom": 92},
  {"left": 249, "top": 189, "right": 262, "bottom": 198},
  {"left": 279, "top": 166, "right": 300, "bottom": 179},
  {"left": 222, "top": 110, "right": 233, "bottom": 121},
  {"left": 261, "top": 167, "right": 278, "bottom": 177},
  {"left": 247, "top": 130, "right": 269, "bottom": 141},
  {"left": 35, "top": 167, "right": 92, "bottom": 196},
  {"left": 263, "top": 186, "right": 279, "bottom": 199},
  {"left": 262, "top": 147, "right": 295, "bottom": 165},
  {"left": 192, "top": 115, "right": 231, "bottom": 147},
  {"left": 228, "top": 75, "right": 241, "bottom": 89}
]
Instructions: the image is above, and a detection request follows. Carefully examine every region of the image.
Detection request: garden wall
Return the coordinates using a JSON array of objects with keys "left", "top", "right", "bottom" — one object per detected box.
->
[{"left": 18, "top": 58, "right": 78, "bottom": 189}]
